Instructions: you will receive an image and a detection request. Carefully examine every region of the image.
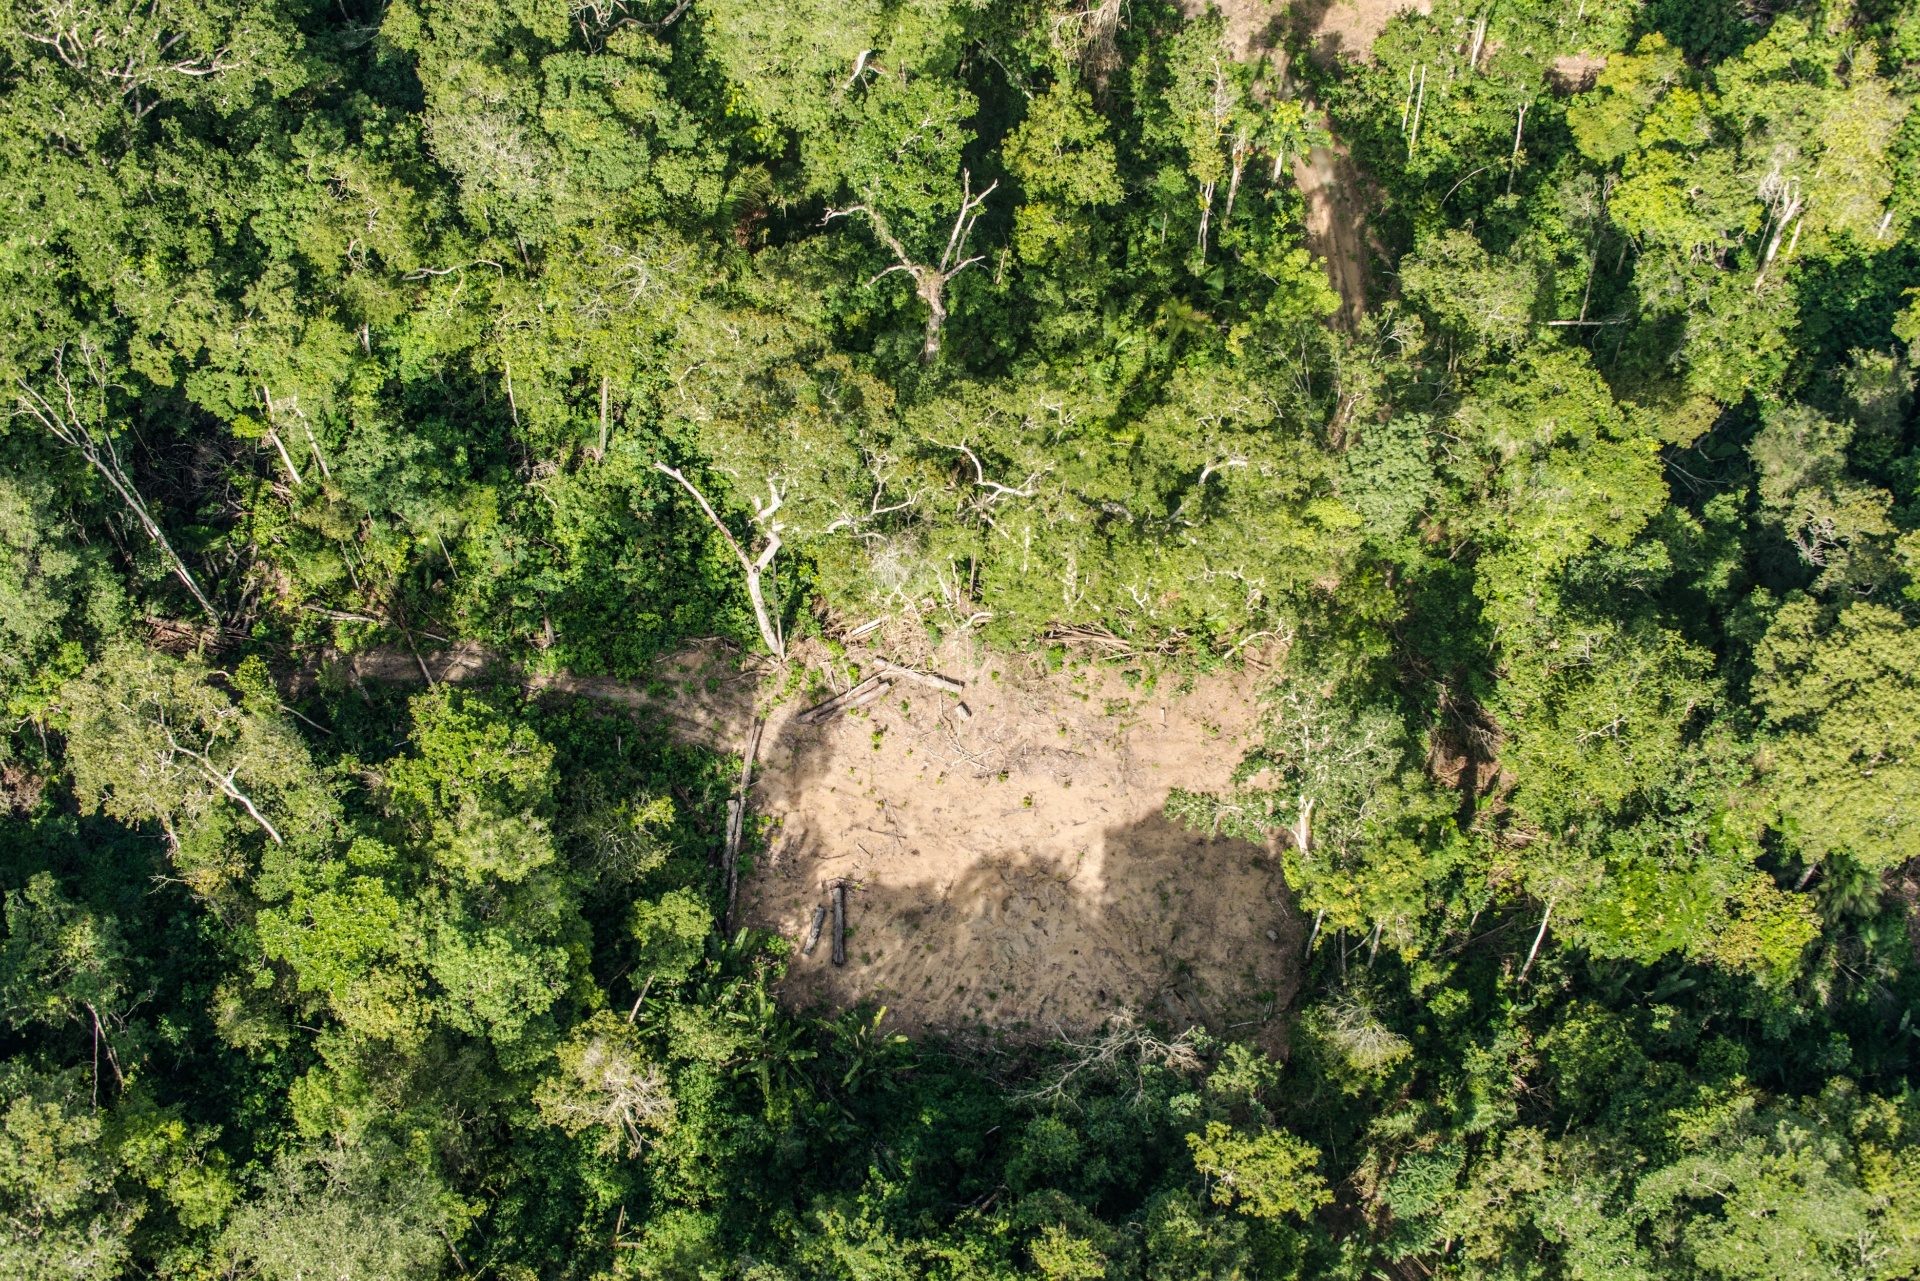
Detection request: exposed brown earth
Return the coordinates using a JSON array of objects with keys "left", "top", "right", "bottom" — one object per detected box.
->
[
  {"left": 1175, "top": 0, "right": 1426, "bottom": 327},
  {"left": 1294, "top": 141, "right": 1376, "bottom": 330},
  {"left": 742, "top": 635, "right": 1301, "bottom": 1043},
  {"left": 1176, "top": 0, "right": 1432, "bottom": 66},
  {"left": 1294, "top": 0, "right": 1432, "bottom": 65},
  {"left": 1548, "top": 53, "right": 1607, "bottom": 94}
]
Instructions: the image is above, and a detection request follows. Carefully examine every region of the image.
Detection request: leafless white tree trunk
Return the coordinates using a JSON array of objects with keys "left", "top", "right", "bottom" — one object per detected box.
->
[
  {"left": 653, "top": 464, "right": 786, "bottom": 660},
  {"left": 826, "top": 171, "right": 998, "bottom": 363},
  {"left": 14, "top": 342, "right": 218, "bottom": 621},
  {"left": 162, "top": 728, "right": 285, "bottom": 845},
  {"left": 1519, "top": 900, "right": 1553, "bottom": 981}
]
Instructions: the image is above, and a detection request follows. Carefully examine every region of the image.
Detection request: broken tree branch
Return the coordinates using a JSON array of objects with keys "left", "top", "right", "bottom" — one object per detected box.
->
[
  {"left": 830, "top": 879, "right": 848, "bottom": 967},
  {"left": 301, "top": 604, "right": 382, "bottom": 625},
  {"left": 15, "top": 346, "right": 218, "bottom": 621},
  {"left": 654, "top": 464, "right": 786, "bottom": 660},
  {"left": 796, "top": 675, "right": 892, "bottom": 725}
]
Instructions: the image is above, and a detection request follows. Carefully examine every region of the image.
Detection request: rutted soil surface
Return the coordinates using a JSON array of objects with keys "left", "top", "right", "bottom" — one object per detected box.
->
[
  {"left": 1294, "top": 142, "right": 1376, "bottom": 330},
  {"left": 1292, "top": 0, "right": 1432, "bottom": 64}
]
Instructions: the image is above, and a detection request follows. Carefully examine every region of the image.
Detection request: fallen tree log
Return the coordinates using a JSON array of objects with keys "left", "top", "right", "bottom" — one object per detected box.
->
[
  {"left": 830, "top": 880, "right": 848, "bottom": 967},
  {"left": 796, "top": 675, "right": 891, "bottom": 724},
  {"left": 722, "top": 716, "right": 764, "bottom": 928},
  {"left": 801, "top": 904, "right": 827, "bottom": 956},
  {"left": 877, "top": 662, "right": 965, "bottom": 694}
]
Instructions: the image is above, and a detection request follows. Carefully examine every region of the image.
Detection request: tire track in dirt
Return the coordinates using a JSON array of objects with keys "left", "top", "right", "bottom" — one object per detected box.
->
[{"left": 1294, "top": 141, "right": 1376, "bottom": 330}]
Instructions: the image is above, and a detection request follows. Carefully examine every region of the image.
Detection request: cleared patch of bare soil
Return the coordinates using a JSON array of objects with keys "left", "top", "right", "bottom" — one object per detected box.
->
[
  {"left": 744, "top": 637, "right": 1301, "bottom": 1042},
  {"left": 1548, "top": 53, "right": 1607, "bottom": 94},
  {"left": 1296, "top": 0, "right": 1432, "bottom": 65},
  {"left": 1177, "top": 0, "right": 1431, "bottom": 63}
]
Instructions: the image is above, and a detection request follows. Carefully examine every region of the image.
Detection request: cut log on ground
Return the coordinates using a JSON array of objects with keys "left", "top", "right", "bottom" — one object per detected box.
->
[
  {"left": 830, "top": 879, "right": 848, "bottom": 967},
  {"left": 723, "top": 716, "right": 765, "bottom": 927},
  {"left": 877, "top": 663, "right": 965, "bottom": 694},
  {"left": 801, "top": 904, "right": 827, "bottom": 956},
  {"left": 796, "top": 676, "right": 892, "bottom": 725}
]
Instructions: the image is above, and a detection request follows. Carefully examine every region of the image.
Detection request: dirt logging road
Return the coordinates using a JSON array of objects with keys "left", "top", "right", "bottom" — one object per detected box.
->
[{"left": 1182, "top": 0, "right": 1433, "bottom": 327}]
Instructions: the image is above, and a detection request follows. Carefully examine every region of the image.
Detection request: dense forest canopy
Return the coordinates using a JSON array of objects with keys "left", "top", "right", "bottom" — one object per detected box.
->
[{"left": 2, "top": 0, "right": 1920, "bottom": 1277}]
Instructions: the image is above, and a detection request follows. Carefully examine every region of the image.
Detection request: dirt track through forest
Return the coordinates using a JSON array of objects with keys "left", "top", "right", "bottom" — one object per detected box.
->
[{"left": 1181, "top": 0, "right": 1430, "bottom": 327}]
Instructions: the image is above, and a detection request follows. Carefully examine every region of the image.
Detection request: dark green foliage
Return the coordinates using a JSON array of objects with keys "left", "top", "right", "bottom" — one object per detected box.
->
[{"left": 4, "top": 0, "right": 1920, "bottom": 1277}]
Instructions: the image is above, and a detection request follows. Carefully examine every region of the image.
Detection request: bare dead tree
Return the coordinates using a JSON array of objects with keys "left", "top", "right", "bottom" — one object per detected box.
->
[
  {"left": 823, "top": 448, "right": 924, "bottom": 540},
  {"left": 1194, "top": 55, "right": 1236, "bottom": 258},
  {"left": 14, "top": 342, "right": 218, "bottom": 621},
  {"left": 1518, "top": 900, "right": 1553, "bottom": 981},
  {"left": 19, "top": 0, "right": 242, "bottom": 120},
  {"left": 653, "top": 464, "right": 786, "bottom": 660},
  {"left": 930, "top": 438, "right": 1046, "bottom": 532},
  {"left": 1049, "top": 0, "right": 1125, "bottom": 93},
  {"left": 825, "top": 171, "right": 999, "bottom": 363},
  {"left": 262, "top": 386, "right": 330, "bottom": 481},
  {"left": 597, "top": 374, "right": 611, "bottom": 459},
  {"left": 1466, "top": 6, "right": 1490, "bottom": 72},
  {"left": 1016, "top": 1009, "right": 1205, "bottom": 1109},
  {"left": 535, "top": 1027, "right": 675, "bottom": 1157},
  {"left": 160, "top": 728, "right": 284, "bottom": 845},
  {"left": 256, "top": 386, "right": 303, "bottom": 484},
  {"left": 1754, "top": 167, "right": 1805, "bottom": 289},
  {"left": 1171, "top": 455, "right": 1246, "bottom": 525},
  {"left": 1223, "top": 123, "right": 1252, "bottom": 224}
]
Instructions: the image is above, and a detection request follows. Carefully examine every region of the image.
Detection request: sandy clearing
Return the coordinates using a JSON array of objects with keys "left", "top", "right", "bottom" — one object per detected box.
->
[
  {"left": 740, "top": 635, "right": 1302, "bottom": 1042},
  {"left": 1298, "top": 0, "right": 1432, "bottom": 65}
]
